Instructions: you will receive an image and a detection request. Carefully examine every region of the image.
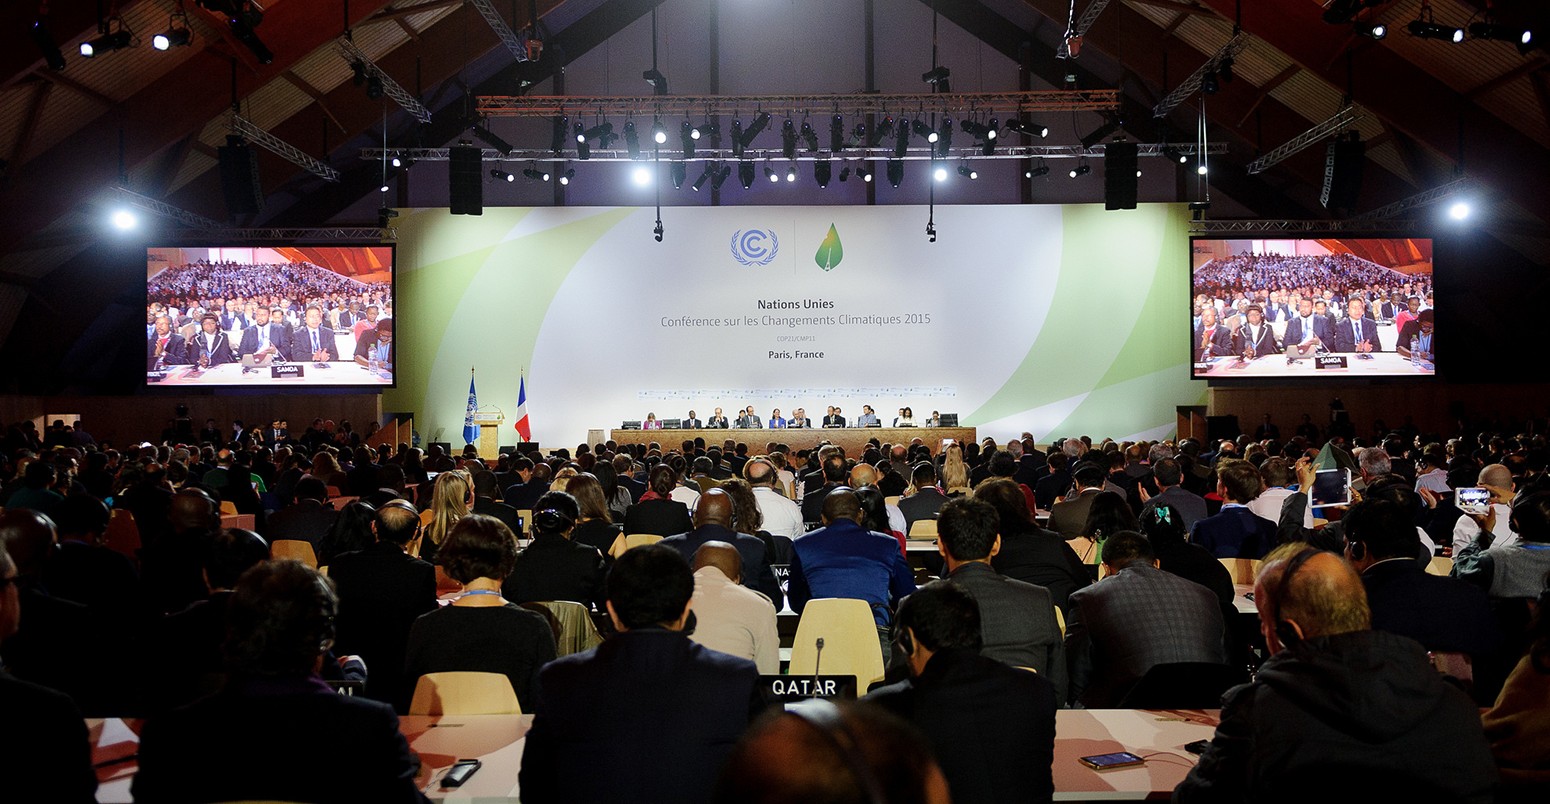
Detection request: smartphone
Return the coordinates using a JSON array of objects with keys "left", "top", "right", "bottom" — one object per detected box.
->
[
  {"left": 1310, "top": 468, "right": 1352, "bottom": 508},
  {"left": 442, "top": 758, "right": 482, "bottom": 787},
  {"left": 1456, "top": 487, "right": 1492, "bottom": 516},
  {"left": 1079, "top": 752, "right": 1145, "bottom": 770}
]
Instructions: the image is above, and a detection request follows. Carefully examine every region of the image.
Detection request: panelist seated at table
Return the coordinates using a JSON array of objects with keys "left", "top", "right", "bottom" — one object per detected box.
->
[
  {"left": 1283, "top": 299, "right": 1334, "bottom": 353},
  {"left": 768, "top": 409, "right": 787, "bottom": 429},
  {"left": 1332, "top": 298, "right": 1383, "bottom": 353},
  {"left": 787, "top": 408, "right": 811, "bottom": 428},
  {"left": 187, "top": 313, "right": 236, "bottom": 368},
  {"left": 132, "top": 561, "right": 428, "bottom": 804},
  {"left": 289, "top": 304, "right": 339, "bottom": 363},
  {"left": 707, "top": 408, "right": 730, "bottom": 428},
  {"left": 736, "top": 407, "right": 762, "bottom": 429},
  {"left": 683, "top": 410, "right": 704, "bottom": 428},
  {"left": 643, "top": 413, "right": 663, "bottom": 430},
  {"left": 1232, "top": 305, "right": 1280, "bottom": 359},
  {"left": 855, "top": 405, "right": 881, "bottom": 427},
  {"left": 823, "top": 406, "right": 846, "bottom": 428},
  {"left": 147, "top": 315, "right": 189, "bottom": 371},
  {"left": 1193, "top": 307, "right": 1235, "bottom": 360},
  {"left": 353, "top": 317, "right": 394, "bottom": 369},
  {"left": 238, "top": 308, "right": 290, "bottom": 363},
  {"left": 1396, "top": 309, "right": 1435, "bottom": 362}
]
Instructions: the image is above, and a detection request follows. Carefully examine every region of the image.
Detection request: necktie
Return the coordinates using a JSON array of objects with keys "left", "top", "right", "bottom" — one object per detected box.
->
[{"left": 311, "top": 330, "right": 320, "bottom": 353}]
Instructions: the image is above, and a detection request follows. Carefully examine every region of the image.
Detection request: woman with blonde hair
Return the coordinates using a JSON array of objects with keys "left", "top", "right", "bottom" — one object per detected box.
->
[
  {"left": 941, "top": 444, "right": 971, "bottom": 497},
  {"left": 550, "top": 465, "right": 579, "bottom": 493},
  {"left": 309, "top": 449, "right": 348, "bottom": 491},
  {"left": 420, "top": 470, "right": 472, "bottom": 563}
]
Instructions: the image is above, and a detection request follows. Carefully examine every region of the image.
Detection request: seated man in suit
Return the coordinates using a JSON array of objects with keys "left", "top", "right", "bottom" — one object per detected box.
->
[
  {"left": 898, "top": 461, "right": 950, "bottom": 533},
  {"left": 937, "top": 498, "right": 1066, "bottom": 701},
  {"left": 1234, "top": 304, "right": 1279, "bottom": 359},
  {"left": 263, "top": 477, "right": 340, "bottom": 551},
  {"left": 866, "top": 581, "right": 1057, "bottom": 804},
  {"left": 661, "top": 488, "right": 780, "bottom": 603},
  {"left": 1065, "top": 531, "right": 1226, "bottom": 708},
  {"left": 823, "top": 406, "right": 846, "bottom": 428},
  {"left": 1047, "top": 464, "right": 1107, "bottom": 539},
  {"left": 353, "top": 318, "right": 394, "bottom": 370},
  {"left": 736, "top": 406, "right": 762, "bottom": 429},
  {"left": 238, "top": 307, "right": 288, "bottom": 363},
  {"left": 1284, "top": 297, "right": 1332, "bottom": 355},
  {"left": 133, "top": 560, "right": 426, "bottom": 803},
  {"left": 855, "top": 405, "right": 880, "bottom": 427},
  {"left": 147, "top": 314, "right": 188, "bottom": 370},
  {"left": 520, "top": 545, "right": 759, "bottom": 804},
  {"left": 1341, "top": 499, "right": 1500, "bottom": 661},
  {"left": 787, "top": 407, "right": 811, "bottom": 429},
  {"left": 707, "top": 407, "right": 730, "bottom": 428},
  {"left": 788, "top": 490, "right": 918, "bottom": 634},
  {"left": 1190, "top": 460, "right": 1277, "bottom": 559},
  {"left": 1333, "top": 297, "right": 1382, "bottom": 353},
  {"left": 683, "top": 410, "right": 703, "bottom": 429},
  {"left": 189, "top": 313, "right": 235, "bottom": 368},
  {"left": 1175, "top": 549, "right": 1498, "bottom": 803},
  {"left": 1193, "top": 306, "right": 1235, "bottom": 361},
  {"left": 290, "top": 304, "right": 338, "bottom": 363}
]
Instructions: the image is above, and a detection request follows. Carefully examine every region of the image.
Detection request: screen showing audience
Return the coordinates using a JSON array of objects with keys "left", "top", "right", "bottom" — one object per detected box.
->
[
  {"left": 1189, "top": 237, "right": 1434, "bottom": 380},
  {"left": 145, "top": 245, "right": 397, "bottom": 388}
]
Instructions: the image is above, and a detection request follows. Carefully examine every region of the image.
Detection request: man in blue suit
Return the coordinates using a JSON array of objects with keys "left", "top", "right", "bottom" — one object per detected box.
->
[
  {"left": 1283, "top": 297, "right": 1332, "bottom": 354},
  {"left": 1190, "top": 460, "right": 1277, "bottom": 559},
  {"left": 238, "top": 308, "right": 289, "bottom": 362},
  {"left": 289, "top": 304, "right": 338, "bottom": 362},
  {"left": 519, "top": 545, "right": 759, "bottom": 804},
  {"left": 1332, "top": 297, "right": 1382, "bottom": 353}
]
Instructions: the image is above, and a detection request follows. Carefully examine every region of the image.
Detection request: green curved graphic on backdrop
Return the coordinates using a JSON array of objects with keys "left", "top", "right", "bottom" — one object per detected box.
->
[{"left": 814, "top": 224, "right": 844, "bottom": 271}]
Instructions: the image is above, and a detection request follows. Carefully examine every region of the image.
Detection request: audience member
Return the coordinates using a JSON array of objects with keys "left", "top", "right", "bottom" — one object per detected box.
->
[
  {"left": 744, "top": 457, "right": 804, "bottom": 540},
  {"left": 418, "top": 470, "right": 472, "bottom": 563},
  {"left": 788, "top": 490, "right": 918, "bottom": 641},
  {"left": 898, "top": 461, "right": 949, "bottom": 532},
  {"left": 977, "top": 479, "right": 1091, "bottom": 614},
  {"left": 801, "top": 453, "right": 851, "bottom": 524},
  {"left": 661, "top": 488, "right": 780, "bottom": 603},
  {"left": 623, "top": 465, "right": 695, "bottom": 536},
  {"left": 471, "top": 469, "right": 522, "bottom": 533},
  {"left": 1137, "top": 505, "right": 1234, "bottom": 614},
  {"left": 1455, "top": 491, "right": 1550, "bottom": 600},
  {"left": 1048, "top": 465, "right": 1106, "bottom": 538},
  {"left": 504, "top": 491, "right": 607, "bottom": 610},
  {"left": 1138, "top": 458, "right": 1208, "bottom": 531},
  {"left": 565, "top": 473, "right": 624, "bottom": 556},
  {"left": 520, "top": 544, "right": 759, "bottom": 804},
  {"left": 689, "top": 541, "right": 779, "bottom": 673},
  {"left": 263, "top": 476, "right": 338, "bottom": 550},
  {"left": 1189, "top": 460, "right": 1276, "bottom": 559}
]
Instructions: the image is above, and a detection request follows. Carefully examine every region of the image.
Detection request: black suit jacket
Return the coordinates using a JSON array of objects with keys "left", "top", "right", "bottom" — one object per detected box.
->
[
  {"left": 947, "top": 562, "right": 1068, "bottom": 702},
  {"left": 519, "top": 629, "right": 759, "bottom": 804},
  {"left": 238, "top": 322, "right": 290, "bottom": 360},
  {"left": 1333, "top": 314, "right": 1383, "bottom": 353},
  {"left": 187, "top": 330, "right": 235, "bottom": 366},
  {"left": 473, "top": 496, "right": 523, "bottom": 533},
  {"left": 147, "top": 332, "right": 189, "bottom": 370},
  {"left": 683, "top": 418, "right": 703, "bottom": 428},
  {"left": 1235, "top": 323, "right": 1280, "bottom": 356},
  {"left": 290, "top": 325, "right": 340, "bottom": 361},
  {"left": 329, "top": 542, "right": 438, "bottom": 706},
  {"left": 503, "top": 481, "right": 548, "bottom": 512},
  {"left": 0, "top": 671, "right": 96, "bottom": 804},
  {"left": 504, "top": 533, "right": 607, "bottom": 610},
  {"left": 622, "top": 498, "right": 694, "bottom": 537},
  {"left": 1362, "top": 558, "right": 1502, "bottom": 657},
  {"left": 823, "top": 414, "right": 846, "bottom": 427},
  {"left": 1284, "top": 314, "right": 1333, "bottom": 349},
  {"left": 990, "top": 522, "right": 1092, "bottom": 613},
  {"left": 661, "top": 524, "right": 781, "bottom": 603},
  {"left": 1193, "top": 323, "right": 1235, "bottom": 359},
  {"left": 866, "top": 649, "right": 1056, "bottom": 804},
  {"left": 133, "top": 674, "right": 427, "bottom": 804},
  {"left": 898, "top": 487, "right": 949, "bottom": 531},
  {"left": 263, "top": 499, "right": 340, "bottom": 549},
  {"left": 706, "top": 416, "right": 729, "bottom": 428}
]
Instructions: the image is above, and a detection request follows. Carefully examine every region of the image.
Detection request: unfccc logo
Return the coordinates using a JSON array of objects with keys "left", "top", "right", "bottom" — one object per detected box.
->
[{"left": 730, "top": 228, "right": 779, "bottom": 267}]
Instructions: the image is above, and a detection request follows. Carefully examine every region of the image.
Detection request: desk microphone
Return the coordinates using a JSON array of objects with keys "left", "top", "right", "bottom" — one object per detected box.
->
[{"left": 811, "top": 637, "right": 824, "bottom": 698}]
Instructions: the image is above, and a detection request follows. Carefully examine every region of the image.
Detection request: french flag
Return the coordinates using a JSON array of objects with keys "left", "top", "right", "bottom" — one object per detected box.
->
[{"left": 514, "top": 373, "right": 531, "bottom": 442}]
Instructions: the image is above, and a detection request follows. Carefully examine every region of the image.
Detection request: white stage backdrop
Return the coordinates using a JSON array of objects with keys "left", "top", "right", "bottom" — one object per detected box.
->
[{"left": 388, "top": 204, "right": 1204, "bottom": 448}]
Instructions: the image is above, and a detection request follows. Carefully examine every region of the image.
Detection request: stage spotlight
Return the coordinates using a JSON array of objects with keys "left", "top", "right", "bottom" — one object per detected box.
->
[
  {"left": 652, "top": 118, "right": 667, "bottom": 145},
  {"left": 872, "top": 115, "right": 895, "bottom": 146},
  {"left": 1355, "top": 21, "right": 1387, "bottom": 40},
  {"left": 741, "top": 112, "right": 771, "bottom": 147},
  {"left": 698, "top": 122, "right": 719, "bottom": 149},
  {"left": 739, "top": 161, "right": 755, "bottom": 189},
  {"left": 712, "top": 164, "right": 732, "bottom": 190},
  {"left": 1470, "top": 22, "right": 1532, "bottom": 45},
  {"left": 922, "top": 65, "right": 951, "bottom": 92},
  {"left": 490, "top": 168, "right": 513, "bottom": 183},
  {"left": 377, "top": 207, "right": 399, "bottom": 227},
  {"left": 29, "top": 18, "right": 67, "bottom": 71},
  {"left": 654, "top": 220, "right": 664, "bottom": 241},
  {"left": 730, "top": 120, "right": 745, "bottom": 157},
  {"left": 1218, "top": 56, "right": 1234, "bottom": 84},
  {"left": 766, "top": 164, "right": 779, "bottom": 183},
  {"left": 643, "top": 68, "right": 668, "bottom": 95},
  {"left": 935, "top": 118, "right": 953, "bottom": 158},
  {"left": 379, "top": 181, "right": 390, "bottom": 193},
  {"left": 624, "top": 121, "right": 641, "bottom": 159},
  {"left": 1028, "top": 161, "right": 1050, "bottom": 178},
  {"left": 958, "top": 165, "right": 977, "bottom": 180},
  {"left": 1005, "top": 119, "right": 1049, "bottom": 138},
  {"left": 800, "top": 120, "right": 819, "bottom": 152},
  {"left": 1069, "top": 162, "right": 1091, "bottom": 179},
  {"left": 815, "top": 160, "right": 832, "bottom": 188},
  {"left": 522, "top": 167, "right": 551, "bottom": 182},
  {"left": 632, "top": 166, "right": 652, "bottom": 186},
  {"left": 856, "top": 165, "right": 873, "bottom": 182},
  {"left": 1202, "top": 70, "right": 1220, "bottom": 94},
  {"left": 1163, "top": 146, "right": 1188, "bottom": 164},
  {"left": 558, "top": 168, "right": 574, "bottom": 186},
  {"left": 581, "top": 122, "right": 614, "bottom": 146},
  {"left": 1409, "top": 19, "right": 1464, "bottom": 43},
  {"left": 81, "top": 29, "right": 131, "bottom": 58},
  {"left": 111, "top": 209, "right": 137, "bottom": 231},
  {"left": 781, "top": 119, "right": 797, "bottom": 159},
  {"left": 574, "top": 123, "right": 591, "bottom": 160},
  {"left": 153, "top": 14, "right": 193, "bottom": 51},
  {"left": 785, "top": 164, "right": 797, "bottom": 183},
  {"left": 831, "top": 115, "right": 846, "bottom": 152},
  {"left": 933, "top": 166, "right": 948, "bottom": 182},
  {"left": 893, "top": 122, "right": 910, "bottom": 158},
  {"left": 1448, "top": 201, "right": 1471, "bottom": 220},
  {"left": 1196, "top": 162, "right": 1209, "bottom": 176},
  {"left": 912, "top": 119, "right": 939, "bottom": 144},
  {"left": 551, "top": 117, "right": 568, "bottom": 153},
  {"left": 960, "top": 119, "right": 997, "bottom": 142},
  {"left": 671, "top": 161, "right": 687, "bottom": 190},
  {"left": 839, "top": 166, "right": 850, "bottom": 182},
  {"left": 887, "top": 160, "right": 904, "bottom": 188},
  {"left": 1517, "top": 30, "right": 1538, "bottom": 55},
  {"left": 391, "top": 156, "right": 403, "bottom": 168},
  {"left": 680, "top": 122, "right": 696, "bottom": 159}
]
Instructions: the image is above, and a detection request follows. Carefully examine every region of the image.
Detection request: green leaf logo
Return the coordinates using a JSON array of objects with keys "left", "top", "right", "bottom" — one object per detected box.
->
[{"left": 814, "top": 224, "right": 843, "bottom": 271}]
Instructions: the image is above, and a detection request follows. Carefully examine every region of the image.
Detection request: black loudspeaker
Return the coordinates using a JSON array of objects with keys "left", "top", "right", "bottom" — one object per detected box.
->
[
  {"left": 218, "top": 136, "right": 263, "bottom": 216},
  {"left": 498, "top": 445, "right": 517, "bottom": 455},
  {"left": 1320, "top": 134, "right": 1364, "bottom": 216},
  {"left": 1205, "top": 415, "right": 1241, "bottom": 442},
  {"left": 1104, "top": 141, "right": 1138, "bottom": 210},
  {"left": 449, "top": 144, "right": 483, "bottom": 216},
  {"left": 517, "top": 441, "right": 541, "bottom": 453}
]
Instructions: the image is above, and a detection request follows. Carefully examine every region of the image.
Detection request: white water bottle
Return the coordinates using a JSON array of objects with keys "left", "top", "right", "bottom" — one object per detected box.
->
[{"left": 1410, "top": 336, "right": 1419, "bottom": 367}]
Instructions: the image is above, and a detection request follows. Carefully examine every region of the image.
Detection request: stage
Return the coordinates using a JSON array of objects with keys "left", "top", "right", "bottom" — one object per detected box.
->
[{"left": 608, "top": 426, "right": 978, "bottom": 457}]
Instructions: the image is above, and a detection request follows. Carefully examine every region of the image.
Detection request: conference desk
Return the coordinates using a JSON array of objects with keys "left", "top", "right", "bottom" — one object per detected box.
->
[
  {"left": 147, "top": 361, "right": 392, "bottom": 386},
  {"left": 1194, "top": 350, "right": 1433, "bottom": 377},
  {"left": 610, "top": 426, "right": 976, "bottom": 456},
  {"left": 89, "top": 710, "right": 1217, "bottom": 802}
]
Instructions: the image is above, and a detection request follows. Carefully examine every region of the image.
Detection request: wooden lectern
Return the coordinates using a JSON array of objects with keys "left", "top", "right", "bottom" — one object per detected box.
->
[{"left": 472, "top": 411, "right": 504, "bottom": 459}]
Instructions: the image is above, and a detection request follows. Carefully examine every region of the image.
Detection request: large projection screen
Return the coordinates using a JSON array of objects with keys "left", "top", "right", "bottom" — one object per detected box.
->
[{"left": 387, "top": 204, "right": 1205, "bottom": 447}]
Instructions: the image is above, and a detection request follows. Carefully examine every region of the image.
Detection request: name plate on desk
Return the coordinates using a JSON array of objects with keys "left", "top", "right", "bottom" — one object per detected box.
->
[
  {"left": 271, "top": 364, "right": 305, "bottom": 379},
  {"left": 757, "top": 674, "right": 858, "bottom": 704},
  {"left": 146, "top": 371, "right": 168, "bottom": 383},
  {"left": 1315, "top": 356, "right": 1349, "bottom": 370}
]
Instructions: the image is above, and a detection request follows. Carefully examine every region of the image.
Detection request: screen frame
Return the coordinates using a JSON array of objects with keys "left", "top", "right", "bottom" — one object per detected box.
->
[
  {"left": 143, "top": 241, "right": 398, "bottom": 392},
  {"left": 1186, "top": 234, "right": 1435, "bottom": 385}
]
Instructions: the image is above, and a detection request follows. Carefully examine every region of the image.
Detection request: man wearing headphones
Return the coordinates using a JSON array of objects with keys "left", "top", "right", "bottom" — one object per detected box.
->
[{"left": 1174, "top": 548, "right": 1498, "bottom": 803}]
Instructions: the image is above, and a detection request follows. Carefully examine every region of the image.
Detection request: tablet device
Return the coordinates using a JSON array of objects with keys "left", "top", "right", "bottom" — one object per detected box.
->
[
  {"left": 1456, "top": 487, "right": 1492, "bottom": 516},
  {"left": 1310, "top": 468, "right": 1352, "bottom": 508}
]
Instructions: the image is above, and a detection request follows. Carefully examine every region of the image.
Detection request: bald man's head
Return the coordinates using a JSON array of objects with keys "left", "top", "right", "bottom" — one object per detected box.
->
[
  {"left": 849, "top": 464, "right": 880, "bottom": 488},
  {"left": 1255, "top": 549, "right": 1370, "bottom": 653},
  {"left": 821, "top": 488, "right": 862, "bottom": 526},
  {"left": 375, "top": 501, "right": 421, "bottom": 546},
  {"left": 0, "top": 510, "right": 56, "bottom": 578},
  {"left": 1479, "top": 463, "right": 1512, "bottom": 490},
  {"left": 744, "top": 458, "right": 775, "bottom": 486},
  {"left": 695, "top": 488, "right": 734, "bottom": 529},
  {"left": 169, "top": 488, "right": 220, "bottom": 534},
  {"left": 692, "top": 540, "right": 743, "bottom": 583}
]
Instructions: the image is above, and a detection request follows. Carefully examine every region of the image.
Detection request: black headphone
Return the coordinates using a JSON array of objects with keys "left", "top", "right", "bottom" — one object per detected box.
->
[
  {"left": 533, "top": 507, "right": 576, "bottom": 533},
  {"left": 1344, "top": 534, "right": 1366, "bottom": 561},
  {"left": 1272, "top": 548, "right": 1321, "bottom": 651},
  {"left": 785, "top": 699, "right": 886, "bottom": 804}
]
